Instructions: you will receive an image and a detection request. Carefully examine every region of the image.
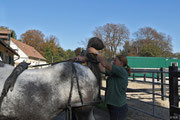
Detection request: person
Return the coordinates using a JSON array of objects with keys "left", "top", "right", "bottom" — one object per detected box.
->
[
  {"left": 72, "top": 37, "right": 105, "bottom": 120},
  {"left": 74, "top": 47, "right": 86, "bottom": 65},
  {"left": 74, "top": 47, "right": 83, "bottom": 56},
  {"left": 88, "top": 47, "right": 130, "bottom": 120},
  {"left": 75, "top": 37, "right": 104, "bottom": 85}
]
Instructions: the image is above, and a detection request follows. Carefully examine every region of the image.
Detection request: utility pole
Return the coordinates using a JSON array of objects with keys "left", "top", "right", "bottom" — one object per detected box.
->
[{"left": 52, "top": 56, "right": 53, "bottom": 63}]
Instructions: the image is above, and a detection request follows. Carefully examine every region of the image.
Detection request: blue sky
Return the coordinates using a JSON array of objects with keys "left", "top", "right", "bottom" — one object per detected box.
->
[{"left": 1, "top": 0, "right": 180, "bottom": 53}]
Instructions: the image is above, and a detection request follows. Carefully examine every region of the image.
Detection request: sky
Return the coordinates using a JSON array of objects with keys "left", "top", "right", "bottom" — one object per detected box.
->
[{"left": 0, "top": 0, "right": 180, "bottom": 53}]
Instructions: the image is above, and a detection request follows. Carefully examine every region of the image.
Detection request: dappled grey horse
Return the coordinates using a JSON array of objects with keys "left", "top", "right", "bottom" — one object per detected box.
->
[{"left": 0, "top": 62, "right": 100, "bottom": 120}]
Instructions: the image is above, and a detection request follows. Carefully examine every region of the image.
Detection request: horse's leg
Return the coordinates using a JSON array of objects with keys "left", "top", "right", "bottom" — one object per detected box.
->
[{"left": 72, "top": 106, "right": 95, "bottom": 120}]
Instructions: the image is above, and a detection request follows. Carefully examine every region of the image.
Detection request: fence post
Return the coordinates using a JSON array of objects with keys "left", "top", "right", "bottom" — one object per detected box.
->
[
  {"left": 144, "top": 73, "right": 146, "bottom": 81},
  {"left": 169, "top": 64, "right": 179, "bottom": 120},
  {"left": 160, "top": 67, "right": 166, "bottom": 101},
  {"left": 157, "top": 73, "right": 160, "bottom": 81},
  {"left": 133, "top": 73, "right": 135, "bottom": 81}
]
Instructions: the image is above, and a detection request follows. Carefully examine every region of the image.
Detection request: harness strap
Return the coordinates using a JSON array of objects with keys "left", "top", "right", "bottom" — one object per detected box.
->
[
  {"left": 72, "top": 63, "right": 83, "bottom": 105},
  {"left": 67, "top": 62, "right": 84, "bottom": 106},
  {"left": 66, "top": 62, "right": 83, "bottom": 120},
  {"left": 67, "top": 62, "right": 74, "bottom": 106}
]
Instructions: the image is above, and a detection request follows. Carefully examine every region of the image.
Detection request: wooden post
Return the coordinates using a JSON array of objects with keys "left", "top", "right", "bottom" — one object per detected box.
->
[
  {"left": 157, "top": 73, "right": 160, "bottom": 81},
  {"left": 160, "top": 67, "right": 166, "bottom": 101},
  {"left": 144, "top": 73, "right": 146, "bottom": 82},
  {"left": 169, "top": 64, "right": 179, "bottom": 120},
  {"left": 133, "top": 73, "right": 135, "bottom": 81}
]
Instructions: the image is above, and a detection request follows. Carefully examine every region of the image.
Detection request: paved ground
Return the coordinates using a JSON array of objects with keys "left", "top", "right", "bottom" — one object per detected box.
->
[
  {"left": 94, "top": 107, "right": 110, "bottom": 120},
  {"left": 53, "top": 107, "right": 110, "bottom": 120},
  {"left": 0, "top": 106, "right": 163, "bottom": 120}
]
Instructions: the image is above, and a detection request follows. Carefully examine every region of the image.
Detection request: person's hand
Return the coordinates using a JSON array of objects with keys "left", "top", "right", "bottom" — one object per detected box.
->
[
  {"left": 75, "top": 56, "right": 86, "bottom": 62},
  {"left": 88, "top": 47, "right": 99, "bottom": 54}
]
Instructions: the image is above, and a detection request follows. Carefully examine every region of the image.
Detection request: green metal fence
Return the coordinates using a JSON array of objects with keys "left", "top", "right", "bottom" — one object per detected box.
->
[{"left": 127, "top": 56, "right": 180, "bottom": 69}]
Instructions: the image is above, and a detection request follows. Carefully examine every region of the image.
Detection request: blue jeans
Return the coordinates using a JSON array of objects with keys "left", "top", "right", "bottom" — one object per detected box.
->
[{"left": 107, "top": 104, "right": 128, "bottom": 120}]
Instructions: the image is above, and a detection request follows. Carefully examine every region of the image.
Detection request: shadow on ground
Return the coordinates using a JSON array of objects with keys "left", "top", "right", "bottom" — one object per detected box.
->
[{"left": 53, "top": 107, "right": 110, "bottom": 120}]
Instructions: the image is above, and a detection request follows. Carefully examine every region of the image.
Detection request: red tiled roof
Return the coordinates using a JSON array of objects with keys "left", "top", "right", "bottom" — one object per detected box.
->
[
  {"left": 0, "top": 29, "right": 12, "bottom": 34},
  {"left": 0, "top": 35, "right": 8, "bottom": 39},
  {"left": 11, "top": 38, "right": 46, "bottom": 60}
]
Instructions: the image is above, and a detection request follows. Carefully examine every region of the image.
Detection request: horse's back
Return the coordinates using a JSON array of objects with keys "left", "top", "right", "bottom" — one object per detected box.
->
[{"left": 0, "top": 62, "right": 99, "bottom": 120}]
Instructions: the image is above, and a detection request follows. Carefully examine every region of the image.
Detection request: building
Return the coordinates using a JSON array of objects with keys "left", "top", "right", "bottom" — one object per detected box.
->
[
  {"left": 0, "top": 29, "right": 19, "bottom": 65},
  {"left": 0, "top": 29, "right": 11, "bottom": 45},
  {"left": 0, "top": 38, "right": 19, "bottom": 65},
  {"left": 10, "top": 38, "right": 47, "bottom": 67},
  {"left": 0, "top": 29, "right": 47, "bottom": 67}
]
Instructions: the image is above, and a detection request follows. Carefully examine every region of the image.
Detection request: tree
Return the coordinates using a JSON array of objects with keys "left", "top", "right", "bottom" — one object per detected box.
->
[
  {"left": 121, "top": 40, "right": 137, "bottom": 56},
  {"left": 132, "top": 27, "right": 173, "bottom": 57},
  {"left": 65, "top": 49, "right": 75, "bottom": 60},
  {"left": 11, "top": 30, "right": 17, "bottom": 39},
  {"left": 57, "top": 48, "right": 75, "bottom": 61},
  {"left": 174, "top": 53, "right": 180, "bottom": 58},
  {"left": 44, "top": 35, "right": 60, "bottom": 63},
  {"left": 20, "top": 30, "right": 45, "bottom": 55},
  {"left": 93, "top": 23, "right": 129, "bottom": 58},
  {"left": 57, "top": 47, "right": 67, "bottom": 61}
]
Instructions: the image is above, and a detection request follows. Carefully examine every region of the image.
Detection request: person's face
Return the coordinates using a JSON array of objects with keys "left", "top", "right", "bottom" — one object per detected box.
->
[{"left": 113, "top": 57, "right": 123, "bottom": 66}]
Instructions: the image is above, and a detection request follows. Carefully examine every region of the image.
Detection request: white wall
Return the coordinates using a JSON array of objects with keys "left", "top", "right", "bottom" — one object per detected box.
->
[{"left": 10, "top": 40, "right": 28, "bottom": 65}]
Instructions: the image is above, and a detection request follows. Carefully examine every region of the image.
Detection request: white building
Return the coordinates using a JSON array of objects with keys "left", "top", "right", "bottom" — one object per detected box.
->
[
  {"left": 10, "top": 38, "right": 47, "bottom": 68},
  {"left": 0, "top": 29, "right": 47, "bottom": 68}
]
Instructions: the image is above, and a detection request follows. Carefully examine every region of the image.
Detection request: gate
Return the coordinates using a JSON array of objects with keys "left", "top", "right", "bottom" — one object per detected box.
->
[{"left": 169, "top": 63, "right": 180, "bottom": 120}]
